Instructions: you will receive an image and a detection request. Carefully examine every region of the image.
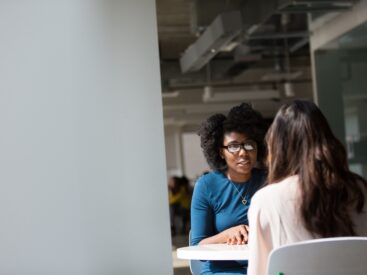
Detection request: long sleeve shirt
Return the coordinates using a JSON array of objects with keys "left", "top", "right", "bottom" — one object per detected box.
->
[
  {"left": 191, "top": 169, "right": 265, "bottom": 274},
  {"left": 247, "top": 175, "right": 367, "bottom": 275}
]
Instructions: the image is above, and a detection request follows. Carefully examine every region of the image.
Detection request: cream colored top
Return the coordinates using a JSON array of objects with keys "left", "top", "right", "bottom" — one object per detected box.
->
[{"left": 247, "top": 175, "right": 367, "bottom": 275}]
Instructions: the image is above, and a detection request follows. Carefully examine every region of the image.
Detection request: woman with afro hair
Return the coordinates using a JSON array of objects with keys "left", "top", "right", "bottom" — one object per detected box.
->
[{"left": 190, "top": 103, "right": 267, "bottom": 274}]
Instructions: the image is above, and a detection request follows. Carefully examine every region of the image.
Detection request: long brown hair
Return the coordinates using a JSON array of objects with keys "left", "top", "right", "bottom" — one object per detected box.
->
[{"left": 266, "top": 100, "right": 366, "bottom": 237}]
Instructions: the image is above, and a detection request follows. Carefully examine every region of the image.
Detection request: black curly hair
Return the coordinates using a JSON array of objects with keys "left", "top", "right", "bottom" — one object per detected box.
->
[{"left": 198, "top": 103, "right": 267, "bottom": 172}]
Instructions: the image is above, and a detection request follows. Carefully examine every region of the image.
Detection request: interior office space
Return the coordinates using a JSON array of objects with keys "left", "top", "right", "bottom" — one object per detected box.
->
[
  {"left": 0, "top": 1, "right": 366, "bottom": 275},
  {"left": 158, "top": 1, "right": 367, "bottom": 273},
  {"left": 159, "top": 0, "right": 367, "bottom": 183}
]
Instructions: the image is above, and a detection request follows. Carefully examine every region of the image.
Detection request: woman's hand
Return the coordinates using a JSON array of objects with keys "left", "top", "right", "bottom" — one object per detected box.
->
[
  {"left": 222, "top": 224, "right": 249, "bottom": 245},
  {"left": 197, "top": 224, "right": 250, "bottom": 245}
]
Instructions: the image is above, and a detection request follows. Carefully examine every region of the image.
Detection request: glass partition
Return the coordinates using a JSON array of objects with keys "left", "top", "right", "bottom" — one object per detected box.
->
[{"left": 314, "top": 22, "right": 367, "bottom": 178}]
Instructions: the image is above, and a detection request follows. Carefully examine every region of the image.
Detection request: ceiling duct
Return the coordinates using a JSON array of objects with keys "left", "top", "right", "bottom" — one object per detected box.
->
[
  {"left": 180, "top": 11, "right": 242, "bottom": 73},
  {"left": 277, "top": 0, "right": 354, "bottom": 13},
  {"left": 240, "top": 0, "right": 354, "bottom": 33},
  {"left": 176, "top": 0, "right": 354, "bottom": 84},
  {"left": 191, "top": 0, "right": 242, "bottom": 33},
  {"left": 222, "top": 0, "right": 354, "bottom": 77}
]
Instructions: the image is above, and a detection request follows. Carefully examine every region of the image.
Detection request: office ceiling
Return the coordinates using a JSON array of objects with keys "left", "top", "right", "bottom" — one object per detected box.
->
[{"left": 156, "top": 0, "right": 353, "bottom": 129}]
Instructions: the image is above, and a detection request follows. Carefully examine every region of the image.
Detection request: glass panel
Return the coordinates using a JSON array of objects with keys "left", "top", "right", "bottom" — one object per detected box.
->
[{"left": 315, "top": 22, "right": 367, "bottom": 179}]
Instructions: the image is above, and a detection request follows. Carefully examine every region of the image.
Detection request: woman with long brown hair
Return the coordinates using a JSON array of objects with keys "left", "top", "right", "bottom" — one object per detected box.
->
[{"left": 247, "top": 100, "right": 367, "bottom": 275}]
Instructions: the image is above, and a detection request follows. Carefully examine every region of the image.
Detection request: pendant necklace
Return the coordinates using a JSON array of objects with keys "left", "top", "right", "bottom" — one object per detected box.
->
[{"left": 228, "top": 176, "right": 252, "bottom": 205}]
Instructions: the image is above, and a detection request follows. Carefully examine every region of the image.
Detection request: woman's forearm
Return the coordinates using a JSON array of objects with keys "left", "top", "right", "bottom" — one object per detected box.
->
[
  {"left": 198, "top": 225, "right": 249, "bottom": 245},
  {"left": 198, "top": 232, "right": 226, "bottom": 245}
]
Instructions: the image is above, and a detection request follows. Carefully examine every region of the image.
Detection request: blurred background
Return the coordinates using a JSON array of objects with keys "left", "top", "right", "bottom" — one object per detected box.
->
[{"left": 155, "top": 0, "right": 367, "bottom": 273}]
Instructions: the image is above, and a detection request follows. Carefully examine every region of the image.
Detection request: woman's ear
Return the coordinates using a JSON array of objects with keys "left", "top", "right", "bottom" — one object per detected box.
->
[{"left": 219, "top": 149, "right": 224, "bottom": 159}]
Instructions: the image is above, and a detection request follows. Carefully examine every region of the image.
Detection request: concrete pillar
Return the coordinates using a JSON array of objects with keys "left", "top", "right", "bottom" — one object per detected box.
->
[{"left": 0, "top": 1, "right": 172, "bottom": 274}]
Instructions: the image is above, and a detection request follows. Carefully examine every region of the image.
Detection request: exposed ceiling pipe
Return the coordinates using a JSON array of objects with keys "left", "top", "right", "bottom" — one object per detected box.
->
[{"left": 180, "top": 11, "right": 242, "bottom": 73}]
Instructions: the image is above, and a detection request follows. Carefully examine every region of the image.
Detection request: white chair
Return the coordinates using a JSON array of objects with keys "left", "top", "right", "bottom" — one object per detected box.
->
[{"left": 267, "top": 237, "right": 367, "bottom": 275}]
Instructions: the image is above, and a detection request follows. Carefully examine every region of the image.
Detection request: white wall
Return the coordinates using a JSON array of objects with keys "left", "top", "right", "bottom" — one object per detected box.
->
[
  {"left": 0, "top": 1, "right": 172, "bottom": 275},
  {"left": 164, "top": 126, "right": 184, "bottom": 177},
  {"left": 182, "top": 132, "right": 210, "bottom": 181},
  {"left": 164, "top": 127, "right": 210, "bottom": 182}
]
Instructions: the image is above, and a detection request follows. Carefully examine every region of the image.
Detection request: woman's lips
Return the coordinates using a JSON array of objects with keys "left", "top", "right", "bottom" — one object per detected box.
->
[{"left": 237, "top": 160, "right": 250, "bottom": 166}]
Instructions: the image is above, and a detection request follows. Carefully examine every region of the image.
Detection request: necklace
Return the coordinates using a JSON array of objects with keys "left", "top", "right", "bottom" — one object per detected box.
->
[{"left": 228, "top": 176, "right": 252, "bottom": 205}]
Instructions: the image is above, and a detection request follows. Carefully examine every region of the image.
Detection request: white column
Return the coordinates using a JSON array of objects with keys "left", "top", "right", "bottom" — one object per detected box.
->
[{"left": 0, "top": 1, "right": 172, "bottom": 275}]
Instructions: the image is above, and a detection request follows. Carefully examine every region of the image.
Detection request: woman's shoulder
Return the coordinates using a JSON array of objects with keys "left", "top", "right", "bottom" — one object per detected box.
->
[
  {"left": 195, "top": 171, "right": 225, "bottom": 189},
  {"left": 197, "top": 170, "right": 224, "bottom": 181},
  {"left": 252, "top": 175, "right": 299, "bottom": 206},
  {"left": 192, "top": 171, "right": 224, "bottom": 201}
]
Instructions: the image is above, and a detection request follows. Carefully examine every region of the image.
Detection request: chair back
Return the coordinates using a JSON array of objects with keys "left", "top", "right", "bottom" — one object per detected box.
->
[
  {"left": 267, "top": 237, "right": 367, "bottom": 275},
  {"left": 189, "top": 230, "right": 203, "bottom": 275}
]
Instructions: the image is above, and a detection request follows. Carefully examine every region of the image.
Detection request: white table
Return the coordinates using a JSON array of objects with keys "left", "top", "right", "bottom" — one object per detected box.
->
[{"left": 176, "top": 244, "right": 249, "bottom": 260}]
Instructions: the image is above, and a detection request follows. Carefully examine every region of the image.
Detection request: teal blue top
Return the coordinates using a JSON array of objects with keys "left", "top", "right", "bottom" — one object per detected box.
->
[{"left": 190, "top": 168, "right": 266, "bottom": 274}]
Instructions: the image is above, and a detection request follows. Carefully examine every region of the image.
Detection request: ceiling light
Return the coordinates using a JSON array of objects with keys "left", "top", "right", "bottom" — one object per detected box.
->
[
  {"left": 162, "top": 90, "right": 180, "bottom": 98},
  {"left": 284, "top": 82, "right": 295, "bottom": 97},
  {"left": 202, "top": 88, "right": 280, "bottom": 103},
  {"left": 261, "top": 71, "right": 303, "bottom": 81}
]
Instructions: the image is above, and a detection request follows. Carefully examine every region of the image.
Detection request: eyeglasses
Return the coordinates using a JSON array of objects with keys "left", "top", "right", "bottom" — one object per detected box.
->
[{"left": 222, "top": 141, "right": 257, "bottom": 154}]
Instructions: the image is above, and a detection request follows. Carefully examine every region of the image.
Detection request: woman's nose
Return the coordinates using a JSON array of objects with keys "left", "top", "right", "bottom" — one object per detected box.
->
[{"left": 238, "top": 147, "right": 249, "bottom": 157}]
